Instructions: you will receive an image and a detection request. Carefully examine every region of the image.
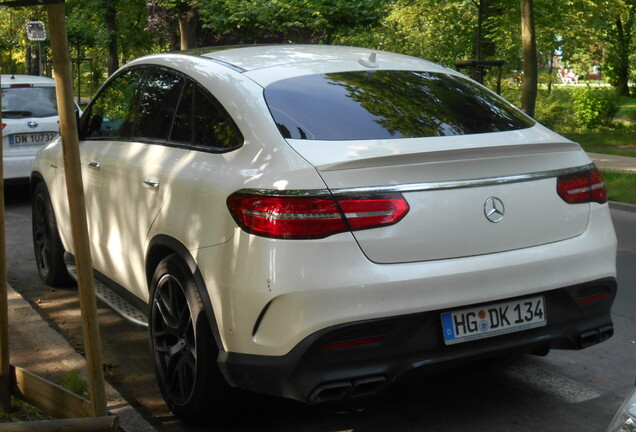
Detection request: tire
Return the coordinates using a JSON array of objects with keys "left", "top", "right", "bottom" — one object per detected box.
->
[
  {"left": 149, "top": 254, "right": 233, "bottom": 423},
  {"left": 31, "top": 181, "right": 74, "bottom": 287}
]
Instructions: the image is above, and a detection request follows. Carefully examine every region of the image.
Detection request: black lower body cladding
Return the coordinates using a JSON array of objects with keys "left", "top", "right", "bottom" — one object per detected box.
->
[{"left": 218, "top": 278, "right": 617, "bottom": 403}]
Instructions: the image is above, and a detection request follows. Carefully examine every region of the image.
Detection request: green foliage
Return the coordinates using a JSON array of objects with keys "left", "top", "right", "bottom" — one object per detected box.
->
[
  {"left": 572, "top": 86, "right": 620, "bottom": 129},
  {"left": 534, "top": 88, "right": 578, "bottom": 131},
  {"left": 196, "top": 0, "right": 384, "bottom": 43},
  {"left": 61, "top": 370, "right": 88, "bottom": 396},
  {"left": 334, "top": 0, "right": 475, "bottom": 67}
]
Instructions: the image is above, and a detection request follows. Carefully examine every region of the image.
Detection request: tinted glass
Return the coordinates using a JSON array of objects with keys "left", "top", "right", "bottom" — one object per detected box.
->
[
  {"left": 170, "top": 82, "right": 194, "bottom": 144},
  {"left": 2, "top": 87, "right": 57, "bottom": 118},
  {"left": 265, "top": 71, "right": 535, "bottom": 140},
  {"left": 133, "top": 70, "right": 184, "bottom": 141},
  {"left": 171, "top": 82, "right": 243, "bottom": 150},
  {"left": 84, "top": 69, "right": 142, "bottom": 138}
]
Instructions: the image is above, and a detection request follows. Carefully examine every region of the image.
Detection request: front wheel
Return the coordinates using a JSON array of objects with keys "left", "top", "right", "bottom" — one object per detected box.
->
[
  {"left": 149, "top": 254, "right": 233, "bottom": 423},
  {"left": 31, "top": 181, "right": 73, "bottom": 287}
]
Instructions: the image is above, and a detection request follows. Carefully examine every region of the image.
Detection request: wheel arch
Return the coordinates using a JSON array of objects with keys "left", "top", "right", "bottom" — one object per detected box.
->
[
  {"left": 146, "top": 235, "right": 224, "bottom": 351},
  {"left": 30, "top": 171, "right": 45, "bottom": 195}
]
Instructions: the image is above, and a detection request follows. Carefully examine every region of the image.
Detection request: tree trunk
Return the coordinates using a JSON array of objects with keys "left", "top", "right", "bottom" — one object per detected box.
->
[
  {"left": 520, "top": 0, "right": 538, "bottom": 117},
  {"left": 473, "top": 0, "right": 484, "bottom": 82},
  {"left": 105, "top": 0, "right": 119, "bottom": 76},
  {"left": 26, "top": 45, "right": 33, "bottom": 75},
  {"left": 613, "top": 15, "right": 631, "bottom": 96},
  {"left": 178, "top": 8, "right": 198, "bottom": 50}
]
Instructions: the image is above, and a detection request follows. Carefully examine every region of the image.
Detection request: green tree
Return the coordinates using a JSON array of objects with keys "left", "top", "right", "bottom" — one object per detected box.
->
[
  {"left": 147, "top": 0, "right": 199, "bottom": 50},
  {"left": 196, "top": 0, "right": 384, "bottom": 44},
  {"left": 602, "top": 0, "right": 635, "bottom": 96},
  {"left": 335, "top": 0, "right": 476, "bottom": 67}
]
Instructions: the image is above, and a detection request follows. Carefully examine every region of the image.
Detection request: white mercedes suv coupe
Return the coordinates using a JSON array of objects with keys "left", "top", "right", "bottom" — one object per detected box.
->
[{"left": 31, "top": 45, "right": 617, "bottom": 423}]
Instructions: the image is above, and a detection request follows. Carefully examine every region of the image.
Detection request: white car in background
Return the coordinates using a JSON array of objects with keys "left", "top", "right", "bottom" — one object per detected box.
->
[
  {"left": 30, "top": 45, "right": 618, "bottom": 424},
  {"left": 2, "top": 74, "right": 62, "bottom": 182}
]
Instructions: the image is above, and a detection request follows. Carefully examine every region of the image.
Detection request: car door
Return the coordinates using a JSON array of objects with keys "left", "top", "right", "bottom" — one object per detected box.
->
[
  {"left": 96, "top": 68, "right": 189, "bottom": 301},
  {"left": 79, "top": 68, "right": 143, "bottom": 273}
]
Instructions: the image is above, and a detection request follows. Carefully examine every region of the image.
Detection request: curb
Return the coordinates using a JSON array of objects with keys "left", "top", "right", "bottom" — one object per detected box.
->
[
  {"left": 6, "top": 283, "right": 157, "bottom": 432},
  {"left": 609, "top": 201, "right": 636, "bottom": 213}
]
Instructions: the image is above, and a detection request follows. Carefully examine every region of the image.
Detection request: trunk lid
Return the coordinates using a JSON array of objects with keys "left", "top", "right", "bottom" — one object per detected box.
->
[{"left": 287, "top": 128, "right": 592, "bottom": 263}]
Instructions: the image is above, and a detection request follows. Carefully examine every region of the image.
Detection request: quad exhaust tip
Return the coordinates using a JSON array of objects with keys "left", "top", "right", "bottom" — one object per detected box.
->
[
  {"left": 309, "top": 376, "right": 387, "bottom": 403},
  {"left": 579, "top": 325, "right": 613, "bottom": 348}
]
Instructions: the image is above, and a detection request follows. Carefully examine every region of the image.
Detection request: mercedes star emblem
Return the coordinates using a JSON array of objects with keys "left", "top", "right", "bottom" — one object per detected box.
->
[{"left": 484, "top": 196, "right": 505, "bottom": 223}]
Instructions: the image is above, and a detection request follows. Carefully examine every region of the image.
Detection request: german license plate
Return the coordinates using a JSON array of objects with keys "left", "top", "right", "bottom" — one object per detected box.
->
[
  {"left": 9, "top": 132, "right": 58, "bottom": 147},
  {"left": 441, "top": 296, "right": 546, "bottom": 345}
]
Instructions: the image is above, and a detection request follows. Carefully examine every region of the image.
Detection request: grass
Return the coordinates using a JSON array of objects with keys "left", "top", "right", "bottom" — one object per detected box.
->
[
  {"left": 601, "top": 170, "right": 636, "bottom": 204},
  {"left": 0, "top": 370, "right": 87, "bottom": 424},
  {"left": 0, "top": 398, "right": 52, "bottom": 424},
  {"left": 563, "top": 130, "right": 636, "bottom": 157},
  {"left": 60, "top": 370, "right": 88, "bottom": 397},
  {"left": 616, "top": 95, "right": 636, "bottom": 123}
]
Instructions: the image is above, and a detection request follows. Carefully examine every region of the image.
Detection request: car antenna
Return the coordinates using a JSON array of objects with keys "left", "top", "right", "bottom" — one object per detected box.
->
[{"left": 358, "top": 52, "right": 379, "bottom": 68}]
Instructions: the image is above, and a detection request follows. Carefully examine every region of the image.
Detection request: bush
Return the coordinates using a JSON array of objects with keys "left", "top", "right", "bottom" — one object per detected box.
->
[
  {"left": 572, "top": 86, "right": 619, "bottom": 130},
  {"left": 534, "top": 88, "right": 577, "bottom": 132}
]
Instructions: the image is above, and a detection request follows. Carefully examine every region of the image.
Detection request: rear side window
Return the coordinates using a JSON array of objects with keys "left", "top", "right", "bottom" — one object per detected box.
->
[
  {"left": 2, "top": 86, "right": 57, "bottom": 118},
  {"left": 133, "top": 70, "right": 184, "bottom": 141},
  {"left": 264, "top": 71, "right": 535, "bottom": 140},
  {"left": 84, "top": 69, "right": 142, "bottom": 138},
  {"left": 170, "top": 82, "right": 243, "bottom": 151}
]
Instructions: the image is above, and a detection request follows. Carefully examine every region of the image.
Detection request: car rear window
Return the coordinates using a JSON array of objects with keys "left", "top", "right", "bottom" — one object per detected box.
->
[
  {"left": 264, "top": 71, "right": 534, "bottom": 140},
  {"left": 1, "top": 86, "right": 57, "bottom": 118}
]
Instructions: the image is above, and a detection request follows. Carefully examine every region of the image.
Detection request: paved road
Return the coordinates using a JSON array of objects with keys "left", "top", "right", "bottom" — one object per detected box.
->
[{"left": 4, "top": 183, "right": 635, "bottom": 432}]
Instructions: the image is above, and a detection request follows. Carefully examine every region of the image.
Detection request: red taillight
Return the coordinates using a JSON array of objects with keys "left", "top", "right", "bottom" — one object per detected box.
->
[
  {"left": 9, "top": 84, "right": 32, "bottom": 88},
  {"left": 227, "top": 191, "right": 409, "bottom": 239},
  {"left": 557, "top": 166, "right": 607, "bottom": 204},
  {"left": 1, "top": 123, "right": 5, "bottom": 130},
  {"left": 337, "top": 195, "right": 410, "bottom": 230}
]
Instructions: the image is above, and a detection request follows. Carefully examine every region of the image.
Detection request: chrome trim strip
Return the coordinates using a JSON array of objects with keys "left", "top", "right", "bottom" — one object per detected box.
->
[
  {"left": 330, "top": 164, "right": 593, "bottom": 196},
  {"left": 232, "top": 188, "right": 332, "bottom": 197},
  {"left": 234, "top": 164, "right": 593, "bottom": 197}
]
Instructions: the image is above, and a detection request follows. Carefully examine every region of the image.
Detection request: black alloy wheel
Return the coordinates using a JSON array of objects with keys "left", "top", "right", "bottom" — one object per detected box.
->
[
  {"left": 31, "top": 181, "right": 73, "bottom": 287},
  {"left": 149, "top": 254, "right": 229, "bottom": 423}
]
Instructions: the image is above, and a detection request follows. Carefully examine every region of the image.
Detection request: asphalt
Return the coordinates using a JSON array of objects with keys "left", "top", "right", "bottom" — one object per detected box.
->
[{"left": 3, "top": 151, "right": 635, "bottom": 431}]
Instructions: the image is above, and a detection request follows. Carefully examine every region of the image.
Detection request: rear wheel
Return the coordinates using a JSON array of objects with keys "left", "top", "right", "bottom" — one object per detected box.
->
[
  {"left": 149, "top": 254, "right": 233, "bottom": 423},
  {"left": 31, "top": 181, "right": 73, "bottom": 287}
]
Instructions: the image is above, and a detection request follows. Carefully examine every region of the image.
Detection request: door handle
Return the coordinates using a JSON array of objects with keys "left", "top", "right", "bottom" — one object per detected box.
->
[
  {"left": 88, "top": 161, "right": 101, "bottom": 169},
  {"left": 142, "top": 179, "right": 160, "bottom": 189}
]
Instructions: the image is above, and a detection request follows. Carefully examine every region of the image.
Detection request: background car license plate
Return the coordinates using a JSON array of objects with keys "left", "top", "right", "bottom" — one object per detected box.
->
[
  {"left": 9, "top": 132, "right": 58, "bottom": 146},
  {"left": 441, "top": 296, "right": 546, "bottom": 345}
]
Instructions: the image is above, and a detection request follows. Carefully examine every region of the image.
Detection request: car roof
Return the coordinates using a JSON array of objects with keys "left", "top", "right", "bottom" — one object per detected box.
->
[
  {"left": 1, "top": 74, "right": 56, "bottom": 88},
  {"left": 191, "top": 44, "right": 448, "bottom": 73}
]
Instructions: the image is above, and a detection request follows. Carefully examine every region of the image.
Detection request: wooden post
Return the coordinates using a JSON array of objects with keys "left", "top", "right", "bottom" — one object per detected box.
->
[
  {"left": 0, "top": 415, "right": 117, "bottom": 432},
  {"left": 46, "top": 2, "right": 107, "bottom": 417},
  {"left": 0, "top": 61, "right": 13, "bottom": 414}
]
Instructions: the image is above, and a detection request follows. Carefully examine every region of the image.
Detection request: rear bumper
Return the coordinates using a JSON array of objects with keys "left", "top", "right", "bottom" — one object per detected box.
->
[
  {"left": 3, "top": 153, "right": 36, "bottom": 180},
  {"left": 218, "top": 278, "right": 616, "bottom": 403}
]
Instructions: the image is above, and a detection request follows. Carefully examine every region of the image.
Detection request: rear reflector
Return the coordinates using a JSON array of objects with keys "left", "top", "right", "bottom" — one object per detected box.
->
[
  {"left": 227, "top": 191, "right": 409, "bottom": 239},
  {"left": 323, "top": 337, "right": 383, "bottom": 350},
  {"left": 579, "top": 293, "right": 611, "bottom": 304},
  {"left": 557, "top": 165, "right": 607, "bottom": 204},
  {"left": 578, "top": 285, "right": 612, "bottom": 304}
]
